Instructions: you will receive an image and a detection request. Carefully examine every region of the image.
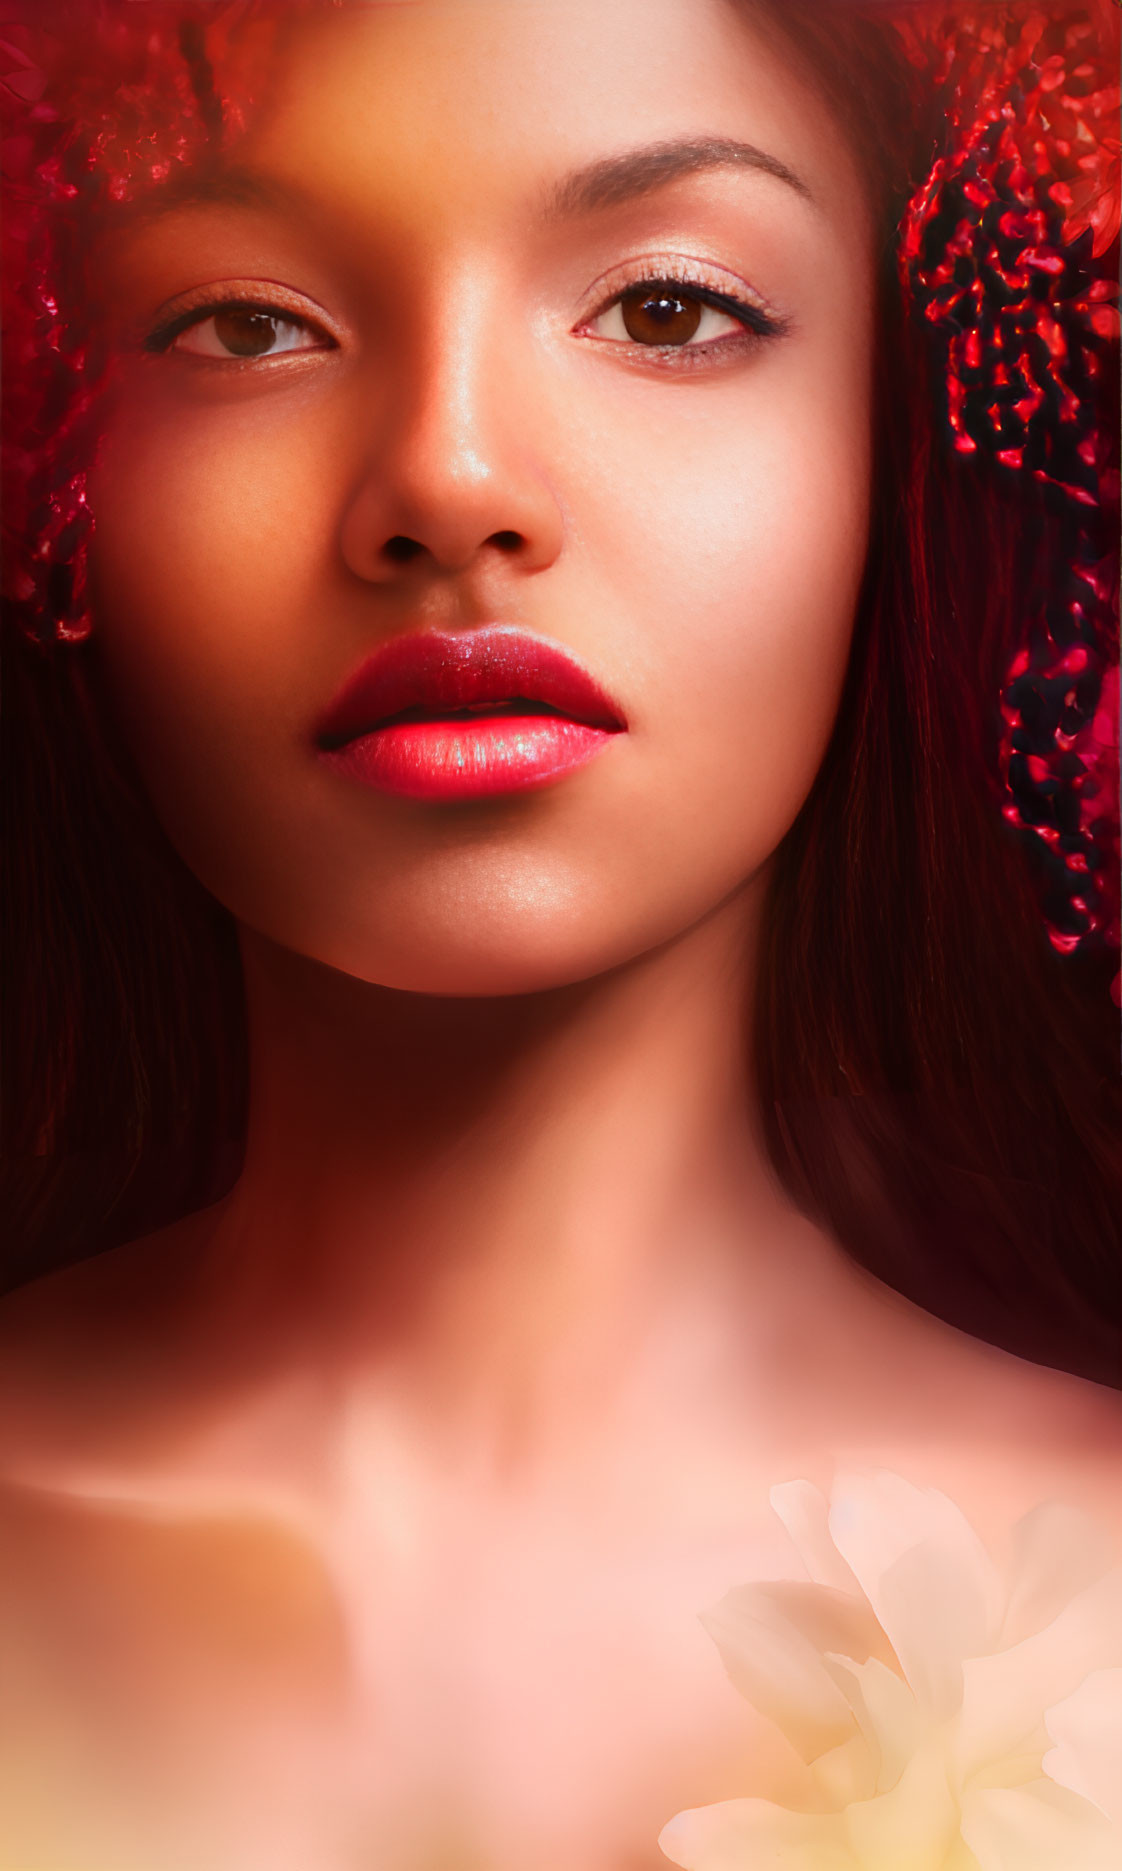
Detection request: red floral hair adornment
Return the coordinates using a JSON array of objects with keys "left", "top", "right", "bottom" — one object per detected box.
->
[
  {"left": 1, "top": 1, "right": 261, "bottom": 646},
  {"left": 901, "top": 3, "right": 1120, "bottom": 962}
]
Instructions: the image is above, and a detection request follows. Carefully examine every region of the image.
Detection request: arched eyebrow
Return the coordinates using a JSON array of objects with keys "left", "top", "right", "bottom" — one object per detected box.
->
[
  {"left": 540, "top": 136, "right": 815, "bottom": 220},
  {"left": 108, "top": 135, "right": 813, "bottom": 235}
]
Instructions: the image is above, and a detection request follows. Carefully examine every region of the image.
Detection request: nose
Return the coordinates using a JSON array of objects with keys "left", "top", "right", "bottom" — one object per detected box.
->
[{"left": 338, "top": 283, "right": 566, "bottom": 585}]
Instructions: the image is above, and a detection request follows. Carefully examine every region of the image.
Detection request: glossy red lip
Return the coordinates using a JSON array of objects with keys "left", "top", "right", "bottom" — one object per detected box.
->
[
  {"left": 317, "top": 625, "right": 625, "bottom": 742},
  {"left": 316, "top": 625, "right": 627, "bottom": 802}
]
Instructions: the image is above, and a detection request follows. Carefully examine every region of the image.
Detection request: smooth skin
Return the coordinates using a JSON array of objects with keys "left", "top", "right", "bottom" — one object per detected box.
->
[{"left": 1, "top": 4, "right": 1119, "bottom": 1869}]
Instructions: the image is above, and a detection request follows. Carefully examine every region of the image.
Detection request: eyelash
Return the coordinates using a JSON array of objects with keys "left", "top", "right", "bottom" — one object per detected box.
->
[
  {"left": 583, "top": 268, "right": 787, "bottom": 362},
  {"left": 143, "top": 299, "right": 333, "bottom": 356},
  {"left": 144, "top": 271, "right": 786, "bottom": 364}
]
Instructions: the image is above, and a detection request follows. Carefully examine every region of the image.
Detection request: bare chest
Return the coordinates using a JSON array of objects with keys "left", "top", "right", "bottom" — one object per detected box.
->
[{"left": 1, "top": 1477, "right": 794, "bottom": 1871}]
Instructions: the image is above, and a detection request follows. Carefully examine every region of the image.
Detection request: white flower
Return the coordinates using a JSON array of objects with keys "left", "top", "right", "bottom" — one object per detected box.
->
[
  {"left": 659, "top": 1473, "right": 1122, "bottom": 1871},
  {"left": 1043, "top": 1667, "right": 1122, "bottom": 1825}
]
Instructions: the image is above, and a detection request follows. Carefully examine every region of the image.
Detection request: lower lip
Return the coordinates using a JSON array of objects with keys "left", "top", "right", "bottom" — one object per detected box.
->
[{"left": 320, "top": 715, "right": 618, "bottom": 801}]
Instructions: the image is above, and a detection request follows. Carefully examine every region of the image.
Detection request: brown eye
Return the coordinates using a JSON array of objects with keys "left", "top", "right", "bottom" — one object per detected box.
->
[
  {"left": 212, "top": 308, "right": 286, "bottom": 357},
  {"left": 586, "top": 280, "right": 748, "bottom": 351},
  {"left": 163, "top": 304, "right": 328, "bottom": 359},
  {"left": 618, "top": 288, "right": 704, "bottom": 346}
]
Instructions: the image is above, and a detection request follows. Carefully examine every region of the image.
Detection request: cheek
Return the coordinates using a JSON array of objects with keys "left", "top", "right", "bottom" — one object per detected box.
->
[
  {"left": 87, "top": 390, "right": 342, "bottom": 815},
  {"left": 574, "top": 355, "right": 872, "bottom": 880},
  {"left": 89, "top": 386, "right": 334, "bottom": 685}
]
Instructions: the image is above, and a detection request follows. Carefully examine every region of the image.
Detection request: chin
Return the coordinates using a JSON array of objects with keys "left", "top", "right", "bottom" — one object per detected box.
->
[
  {"left": 251, "top": 871, "right": 716, "bottom": 1001},
  {"left": 298, "top": 920, "right": 655, "bottom": 1001}
]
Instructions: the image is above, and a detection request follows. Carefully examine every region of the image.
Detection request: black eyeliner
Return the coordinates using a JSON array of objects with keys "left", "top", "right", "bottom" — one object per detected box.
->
[
  {"left": 142, "top": 299, "right": 331, "bottom": 353},
  {"left": 633, "top": 277, "right": 788, "bottom": 339}
]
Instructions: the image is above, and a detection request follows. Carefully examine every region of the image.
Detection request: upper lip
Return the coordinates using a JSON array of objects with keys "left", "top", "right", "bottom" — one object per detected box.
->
[{"left": 316, "top": 625, "right": 627, "bottom": 747}]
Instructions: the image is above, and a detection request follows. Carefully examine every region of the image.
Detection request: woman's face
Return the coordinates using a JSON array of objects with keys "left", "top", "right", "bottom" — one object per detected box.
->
[{"left": 89, "top": 0, "right": 876, "bottom": 996}]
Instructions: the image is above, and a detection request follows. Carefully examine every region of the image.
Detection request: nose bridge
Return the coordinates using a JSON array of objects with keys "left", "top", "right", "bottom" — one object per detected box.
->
[
  {"left": 401, "top": 274, "right": 504, "bottom": 503},
  {"left": 341, "top": 260, "right": 563, "bottom": 579}
]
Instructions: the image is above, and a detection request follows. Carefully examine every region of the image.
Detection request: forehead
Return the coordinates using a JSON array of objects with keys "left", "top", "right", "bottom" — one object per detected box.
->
[{"left": 219, "top": 0, "right": 867, "bottom": 235}]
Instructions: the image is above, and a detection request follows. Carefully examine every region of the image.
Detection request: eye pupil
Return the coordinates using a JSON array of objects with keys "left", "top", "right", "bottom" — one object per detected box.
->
[
  {"left": 213, "top": 308, "right": 280, "bottom": 357},
  {"left": 620, "top": 288, "right": 703, "bottom": 346}
]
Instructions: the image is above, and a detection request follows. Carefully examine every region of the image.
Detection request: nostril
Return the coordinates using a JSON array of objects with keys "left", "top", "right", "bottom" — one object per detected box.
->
[{"left": 379, "top": 529, "right": 526, "bottom": 568}]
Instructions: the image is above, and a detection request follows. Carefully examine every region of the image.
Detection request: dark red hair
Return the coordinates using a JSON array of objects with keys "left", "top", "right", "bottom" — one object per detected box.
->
[{"left": 2, "top": 2, "right": 1120, "bottom": 1380}]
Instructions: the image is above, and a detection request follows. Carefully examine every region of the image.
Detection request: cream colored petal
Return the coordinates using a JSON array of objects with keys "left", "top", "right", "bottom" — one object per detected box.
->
[
  {"left": 961, "top": 1780, "right": 1120, "bottom": 1870},
  {"left": 870, "top": 1537, "right": 990, "bottom": 1721},
  {"left": 806, "top": 1733, "right": 877, "bottom": 1810},
  {"left": 955, "top": 1652, "right": 1052, "bottom": 1785},
  {"left": 771, "top": 1480, "right": 864, "bottom": 1595},
  {"left": 824, "top": 1654, "right": 923, "bottom": 1792},
  {"left": 842, "top": 1743, "right": 962, "bottom": 1871},
  {"left": 957, "top": 1569, "right": 1122, "bottom": 1783},
  {"left": 700, "top": 1584, "right": 867, "bottom": 1762},
  {"left": 1042, "top": 1668, "right": 1122, "bottom": 1823},
  {"left": 1000, "top": 1504, "right": 1117, "bottom": 1648},
  {"left": 658, "top": 1797, "right": 857, "bottom": 1870},
  {"left": 712, "top": 1578, "right": 894, "bottom": 1675},
  {"left": 828, "top": 1475, "right": 1001, "bottom": 1649}
]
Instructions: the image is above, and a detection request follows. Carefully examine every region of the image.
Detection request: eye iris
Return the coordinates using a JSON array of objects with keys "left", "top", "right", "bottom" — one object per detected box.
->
[
  {"left": 212, "top": 308, "right": 282, "bottom": 357},
  {"left": 620, "top": 288, "right": 703, "bottom": 346}
]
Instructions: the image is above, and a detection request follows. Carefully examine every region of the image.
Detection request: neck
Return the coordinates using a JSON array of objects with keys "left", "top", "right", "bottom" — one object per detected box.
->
[{"left": 205, "top": 886, "right": 839, "bottom": 1459}]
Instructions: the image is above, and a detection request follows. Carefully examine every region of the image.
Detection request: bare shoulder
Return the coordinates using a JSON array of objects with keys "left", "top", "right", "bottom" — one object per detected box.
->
[
  {"left": 0, "top": 1199, "right": 224, "bottom": 1355},
  {"left": 0, "top": 1201, "right": 229, "bottom": 1476},
  {"left": 840, "top": 1266, "right": 1122, "bottom": 1536}
]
